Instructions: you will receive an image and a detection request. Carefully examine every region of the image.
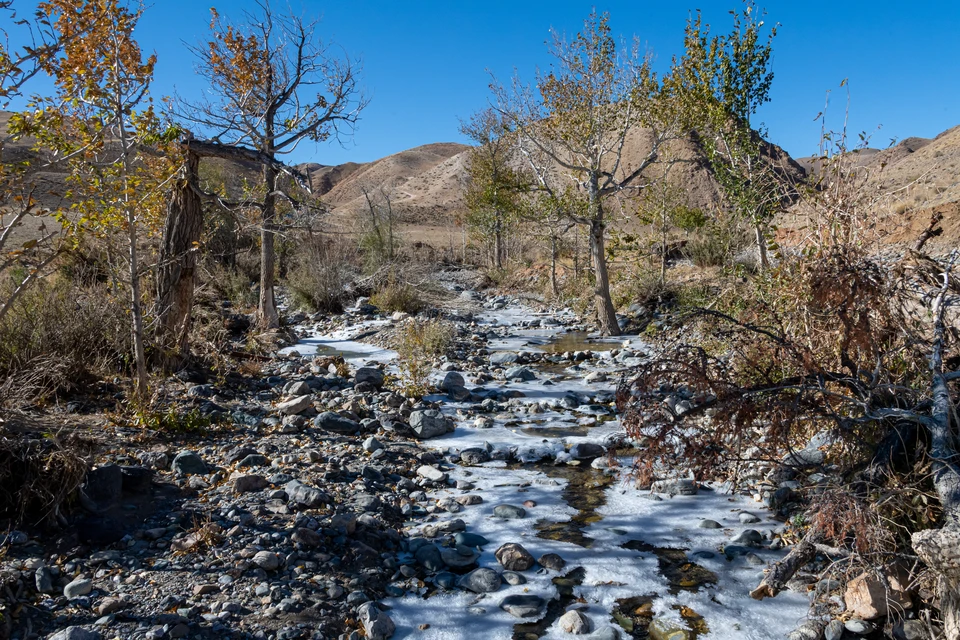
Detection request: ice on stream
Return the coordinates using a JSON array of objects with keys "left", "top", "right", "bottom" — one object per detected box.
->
[{"left": 285, "top": 301, "right": 811, "bottom": 638}]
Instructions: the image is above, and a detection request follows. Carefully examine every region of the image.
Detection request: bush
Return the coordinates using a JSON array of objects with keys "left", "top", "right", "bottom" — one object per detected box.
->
[
  {"left": 395, "top": 318, "right": 455, "bottom": 397},
  {"left": 370, "top": 280, "right": 424, "bottom": 314},
  {"left": 287, "top": 235, "right": 357, "bottom": 313},
  {"left": 0, "top": 274, "right": 130, "bottom": 403},
  {"left": 684, "top": 217, "right": 751, "bottom": 268}
]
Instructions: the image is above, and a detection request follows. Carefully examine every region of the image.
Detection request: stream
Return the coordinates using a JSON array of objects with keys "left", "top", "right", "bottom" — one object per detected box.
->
[{"left": 283, "top": 299, "right": 810, "bottom": 639}]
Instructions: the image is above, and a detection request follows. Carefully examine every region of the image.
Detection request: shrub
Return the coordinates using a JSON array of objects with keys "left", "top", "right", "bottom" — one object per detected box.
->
[
  {"left": 0, "top": 274, "right": 130, "bottom": 403},
  {"left": 370, "top": 280, "right": 424, "bottom": 314},
  {"left": 395, "top": 318, "right": 455, "bottom": 397},
  {"left": 287, "top": 235, "right": 357, "bottom": 313},
  {"left": 684, "top": 217, "right": 751, "bottom": 268}
]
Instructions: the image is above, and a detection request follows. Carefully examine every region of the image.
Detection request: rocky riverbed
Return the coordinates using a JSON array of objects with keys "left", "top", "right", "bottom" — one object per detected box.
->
[{"left": 1, "top": 290, "right": 815, "bottom": 640}]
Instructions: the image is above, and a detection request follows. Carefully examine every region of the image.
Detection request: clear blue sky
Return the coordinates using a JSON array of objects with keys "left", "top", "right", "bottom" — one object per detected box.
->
[{"left": 11, "top": 1, "right": 960, "bottom": 165}]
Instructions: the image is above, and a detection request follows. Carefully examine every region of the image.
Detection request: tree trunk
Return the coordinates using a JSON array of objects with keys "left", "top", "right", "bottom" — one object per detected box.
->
[
  {"left": 494, "top": 210, "right": 503, "bottom": 271},
  {"left": 156, "top": 150, "right": 202, "bottom": 368},
  {"left": 127, "top": 210, "right": 148, "bottom": 399},
  {"left": 259, "top": 162, "right": 280, "bottom": 329},
  {"left": 755, "top": 221, "right": 770, "bottom": 270},
  {"left": 551, "top": 234, "right": 559, "bottom": 299},
  {"left": 589, "top": 218, "right": 621, "bottom": 336}
]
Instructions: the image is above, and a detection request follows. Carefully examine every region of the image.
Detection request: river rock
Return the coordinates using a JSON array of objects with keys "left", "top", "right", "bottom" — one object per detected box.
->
[
  {"left": 559, "top": 609, "right": 591, "bottom": 634},
  {"left": 844, "top": 570, "right": 912, "bottom": 620},
  {"left": 439, "top": 371, "right": 465, "bottom": 391},
  {"left": 232, "top": 473, "right": 268, "bottom": 494},
  {"left": 253, "top": 550, "right": 281, "bottom": 571},
  {"left": 570, "top": 442, "right": 605, "bottom": 460},
  {"left": 649, "top": 617, "right": 692, "bottom": 640},
  {"left": 454, "top": 532, "right": 489, "bottom": 548},
  {"left": 496, "top": 543, "right": 535, "bottom": 571},
  {"left": 277, "top": 394, "right": 312, "bottom": 415},
  {"left": 491, "top": 352, "right": 519, "bottom": 365},
  {"left": 357, "top": 602, "right": 395, "bottom": 640},
  {"left": 698, "top": 519, "right": 722, "bottom": 529},
  {"left": 415, "top": 543, "right": 444, "bottom": 572},
  {"left": 409, "top": 410, "right": 454, "bottom": 439},
  {"left": 417, "top": 465, "right": 447, "bottom": 482},
  {"left": 501, "top": 570, "right": 526, "bottom": 585},
  {"left": 493, "top": 504, "right": 526, "bottom": 519},
  {"left": 355, "top": 368, "right": 385, "bottom": 389},
  {"left": 458, "top": 567, "right": 501, "bottom": 593},
  {"left": 505, "top": 366, "right": 536, "bottom": 381},
  {"left": 538, "top": 553, "right": 566, "bottom": 570},
  {"left": 459, "top": 447, "right": 491, "bottom": 464},
  {"left": 63, "top": 577, "right": 93, "bottom": 598},
  {"left": 284, "top": 480, "right": 329, "bottom": 507},
  {"left": 499, "top": 594, "right": 547, "bottom": 618},
  {"left": 49, "top": 628, "right": 102, "bottom": 640},
  {"left": 171, "top": 451, "right": 208, "bottom": 475},
  {"left": 314, "top": 411, "right": 360, "bottom": 434},
  {"left": 441, "top": 546, "right": 480, "bottom": 568}
]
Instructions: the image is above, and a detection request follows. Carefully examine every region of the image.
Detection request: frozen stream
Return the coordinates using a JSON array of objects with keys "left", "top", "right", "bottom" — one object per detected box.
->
[{"left": 285, "top": 301, "right": 810, "bottom": 639}]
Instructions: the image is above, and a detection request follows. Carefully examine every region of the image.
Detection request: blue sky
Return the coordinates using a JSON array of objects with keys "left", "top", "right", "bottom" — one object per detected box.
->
[{"left": 11, "top": 1, "right": 960, "bottom": 165}]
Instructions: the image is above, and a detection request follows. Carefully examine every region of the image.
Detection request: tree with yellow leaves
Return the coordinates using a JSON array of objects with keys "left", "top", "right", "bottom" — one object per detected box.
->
[{"left": 173, "top": 0, "right": 366, "bottom": 329}]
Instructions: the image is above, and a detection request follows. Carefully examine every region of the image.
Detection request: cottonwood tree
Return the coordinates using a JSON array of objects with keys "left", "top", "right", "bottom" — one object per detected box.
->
[
  {"left": 459, "top": 108, "right": 527, "bottom": 271},
  {"left": 679, "top": 2, "right": 785, "bottom": 269},
  {"left": 12, "top": 0, "right": 174, "bottom": 398},
  {"left": 493, "top": 11, "right": 684, "bottom": 335},
  {"left": 173, "top": 1, "right": 366, "bottom": 329}
]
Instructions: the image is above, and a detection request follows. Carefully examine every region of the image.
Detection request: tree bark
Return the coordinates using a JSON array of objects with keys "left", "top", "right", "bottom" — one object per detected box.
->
[
  {"left": 155, "top": 150, "right": 203, "bottom": 368},
  {"left": 755, "top": 221, "right": 770, "bottom": 270},
  {"left": 589, "top": 218, "right": 620, "bottom": 336},
  {"left": 259, "top": 162, "right": 280, "bottom": 329},
  {"left": 551, "top": 234, "right": 559, "bottom": 299}
]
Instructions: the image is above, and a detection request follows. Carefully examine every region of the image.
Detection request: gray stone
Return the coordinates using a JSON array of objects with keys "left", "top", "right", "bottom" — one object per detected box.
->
[
  {"left": 409, "top": 410, "right": 454, "bottom": 439},
  {"left": 277, "top": 395, "right": 313, "bottom": 415},
  {"left": 35, "top": 567, "right": 54, "bottom": 593},
  {"left": 787, "top": 620, "right": 825, "bottom": 640},
  {"left": 824, "top": 620, "right": 844, "bottom": 640},
  {"left": 284, "top": 480, "right": 329, "bottom": 508},
  {"left": 739, "top": 511, "right": 761, "bottom": 524},
  {"left": 505, "top": 366, "right": 536, "bottom": 381},
  {"left": 357, "top": 602, "right": 395, "bottom": 640},
  {"left": 458, "top": 567, "right": 501, "bottom": 593},
  {"left": 63, "top": 577, "right": 93, "bottom": 598},
  {"left": 844, "top": 619, "right": 876, "bottom": 635},
  {"left": 499, "top": 594, "right": 547, "bottom": 619},
  {"left": 417, "top": 465, "right": 448, "bottom": 482},
  {"left": 491, "top": 352, "right": 519, "bottom": 365},
  {"left": 291, "top": 527, "right": 322, "bottom": 547},
  {"left": 48, "top": 628, "right": 102, "bottom": 640},
  {"left": 698, "top": 519, "right": 722, "bottom": 529},
  {"left": 558, "top": 609, "right": 591, "bottom": 634},
  {"left": 495, "top": 543, "right": 535, "bottom": 571},
  {"left": 501, "top": 570, "right": 526, "bottom": 585},
  {"left": 651, "top": 478, "right": 698, "bottom": 495},
  {"left": 171, "top": 451, "right": 208, "bottom": 475},
  {"left": 355, "top": 368, "right": 385, "bottom": 389},
  {"left": 362, "top": 436, "right": 384, "bottom": 453},
  {"left": 414, "top": 543, "right": 444, "bottom": 572},
  {"left": 538, "top": 553, "right": 566, "bottom": 570},
  {"left": 439, "top": 371, "right": 465, "bottom": 391},
  {"left": 493, "top": 504, "right": 526, "bottom": 519},
  {"left": 570, "top": 443, "right": 605, "bottom": 460},
  {"left": 459, "top": 447, "right": 491, "bottom": 465},
  {"left": 731, "top": 529, "right": 763, "bottom": 546},
  {"left": 441, "top": 546, "right": 480, "bottom": 568},
  {"left": 253, "top": 550, "right": 281, "bottom": 571},
  {"left": 454, "top": 532, "right": 489, "bottom": 548},
  {"left": 233, "top": 474, "right": 268, "bottom": 494},
  {"left": 314, "top": 411, "right": 360, "bottom": 434}
]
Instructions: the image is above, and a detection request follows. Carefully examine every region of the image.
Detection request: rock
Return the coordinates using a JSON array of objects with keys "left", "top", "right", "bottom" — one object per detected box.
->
[
  {"left": 787, "top": 619, "right": 825, "bottom": 640},
  {"left": 232, "top": 474, "right": 268, "bottom": 494},
  {"left": 277, "top": 394, "right": 313, "bottom": 415},
  {"left": 458, "top": 567, "right": 501, "bottom": 593},
  {"left": 558, "top": 609, "right": 591, "bottom": 634},
  {"left": 844, "top": 619, "right": 876, "bottom": 635},
  {"left": 495, "top": 543, "right": 535, "bottom": 571},
  {"left": 698, "top": 519, "right": 722, "bottom": 529},
  {"left": 440, "top": 546, "right": 479, "bottom": 568},
  {"left": 80, "top": 465, "right": 123, "bottom": 513},
  {"left": 570, "top": 442, "right": 605, "bottom": 460},
  {"left": 459, "top": 447, "right": 491, "bottom": 464},
  {"left": 417, "top": 465, "right": 448, "bottom": 482},
  {"left": 414, "top": 543, "right": 444, "bottom": 572},
  {"left": 844, "top": 570, "right": 912, "bottom": 620},
  {"left": 499, "top": 594, "right": 547, "bottom": 619},
  {"left": 491, "top": 352, "right": 519, "bottom": 365},
  {"left": 504, "top": 366, "right": 536, "bottom": 381},
  {"left": 439, "top": 371, "right": 465, "bottom": 391},
  {"left": 171, "top": 451, "right": 208, "bottom": 475},
  {"left": 355, "top": 368, "right": 385, "bottom": 389},
  {"left": 454, "top": 532, "right": 489, "bottom": 548},
  {"left": 48, "top": 628, "right": 102, "bottom": 640},
  {"left": 538, "top": 553, "right": 566, "bottom": 570},
  {"left": 649, "top": 618, "right": 692, "bottom": 640},
  {"left": 493, "top": 504, "right": 526, "bottom": 519},
  {"left": 739, "top": 511, "right": 761, "bottom": 524},
  {"left": 253, "top": 550, "right": 281, "bottom": 571},
  {"left": 363, "top": 436, "right": 384, "bottom": 453},
  {"left": 731, "top": 529, "right": 763, "bottom": 546},
  {"left": 292, "top": 527, "right": 323, "bottom": 547},
  {"left": 501, "top": 571, "right": 526, "bottom": 585},
  {"left": 824, "top": 620, "right": 844, "bottom": 640},
  {"left": 284, "top": 480, "right": 329, "bottom": 508},
  {"left": 314, "top": 411, "right": 360, "bottom": 434},
  {"left": 357, "top": 602, "right": 395, "bottom": 640},
  {"left": 63, "top": 577, "right": 93, "bottom": 598},
  {"left": 35, "top": 567, "right": 54, "bottom": 593},
  {"left": 651, "top": 478, "right": 697, "bottom": 495},
  {"left": 409, "top": 410, "right": 454, "bottom": 439},
  {"left": 193, "top": 584, "right": 220, "bottom": 596}
]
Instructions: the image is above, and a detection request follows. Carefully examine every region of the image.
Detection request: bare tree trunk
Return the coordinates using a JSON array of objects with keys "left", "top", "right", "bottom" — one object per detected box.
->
[
  {"left": 259, "top": 163, "right": 280, "bottom": 329},
  {"left": 551, "top": 234, "right": 559, "bottom": 299},
  {"left": 127, "top": 210, "right": 148, "bottom": 399},
  {"left": 156, "top": 151, "right": 202, "bottom": 368},
  {"left": 755, "top": 222, "right": 770, "bottom": 270},
  {"left": 589, "top": 218, "right": 620, "bottom": 336},
  {"left": 494, "top": 210, "right": 503, "bottom": 270}
]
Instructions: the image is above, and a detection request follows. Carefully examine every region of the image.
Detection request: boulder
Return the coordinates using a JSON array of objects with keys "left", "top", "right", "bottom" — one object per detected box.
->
[
  {"left": 505, "top": 366, "right": 536, "bottom": 381},
  {"left": 458, "top": 567, "right": 501, "bottom": 593},
  {"left": 314, "top": 411, "right": 360, "bottom": 434},
  {"left": 495, "top": 543, "right": 535, "bottom": 571},
  {"left": 844, "top": 570, "right": 912, "bottom": 620},
  {"left": 499, "top": 594, "right": 547, "bottom": 619},
  {"left": 284, "top": 480, "right": 329, "bottom": 508},
  {"left": 79, "top": 465, "right": 123, "bottom": 513},
  {"left": 558, "top": 610, "right": 591, "bottom": 634},
  {"left": 493, "top": 504, "right": 526, "bottom": 519},
  {"left": 171, "top": 451, "right": 208, "bottom": 475},
  {"left": 409, "top": 410, "right": 454, "bottom": 439},
  {"left": 277, "top": 395, "right": 313, "bottom": 415},
  {"left": 439, "top": 371, "right": 465, "bottom": 391},
  {"left": 357, "top": 602, "right": 395, "bottom": 640},
  {"left": 355, "top": 368, "right": 385, "bottom": 389},
  {"left": 491, "top": 352, "right": 519, "bottom": 365}
]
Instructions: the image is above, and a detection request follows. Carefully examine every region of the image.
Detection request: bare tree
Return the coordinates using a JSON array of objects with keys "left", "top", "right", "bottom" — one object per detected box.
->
[
  {"left": 492, "top": 11, "right": 684, "bottom": 335},
  {"left": 172, "top": 0, "right": 366, "bottom": 329}
]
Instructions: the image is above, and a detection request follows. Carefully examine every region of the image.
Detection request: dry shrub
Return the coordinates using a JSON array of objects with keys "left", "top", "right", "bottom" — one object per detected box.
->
[
  {"left": 287, "top": 234, "right": 358, "bottom": 313},
  {"left": 395, "top": 318, "right": 455, "bottom": 397},
  {"left": 0, "top": 428, "right": 90, "bottom": 526},
  {"left": 370, "top": 280, "right": 424, "bottom": 315},
  {"left": 0, "top": 275, "right": 130, "bottom": 403}
]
